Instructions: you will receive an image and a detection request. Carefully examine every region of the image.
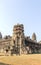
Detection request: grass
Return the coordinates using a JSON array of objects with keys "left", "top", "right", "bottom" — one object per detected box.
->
[{"left": 0, "top": 54, "right": 41, "bottom": 65}]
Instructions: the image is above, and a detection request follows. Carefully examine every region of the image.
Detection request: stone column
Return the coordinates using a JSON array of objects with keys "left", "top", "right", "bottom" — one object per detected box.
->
[
  {"left": 15, "top": 37, "right": 17, "bottom": 47},
  {"left": 19, "top": 36, "right": 22, "bottom": 55}
]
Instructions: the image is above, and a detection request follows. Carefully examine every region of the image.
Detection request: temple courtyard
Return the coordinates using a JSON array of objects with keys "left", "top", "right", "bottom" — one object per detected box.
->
[{"left": 0, "top": 54, "right": 41, "bottom": 65}]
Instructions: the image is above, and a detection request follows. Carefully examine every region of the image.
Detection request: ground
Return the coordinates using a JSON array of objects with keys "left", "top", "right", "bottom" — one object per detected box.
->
[{"left": 0, "top": 54, "right": 41, "bottom": 65}]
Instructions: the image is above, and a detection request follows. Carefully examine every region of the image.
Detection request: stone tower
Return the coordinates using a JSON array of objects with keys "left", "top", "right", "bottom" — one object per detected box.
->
[
  {"left": 11, "top": 24, "right": 25, "bottom": 55},
  {"left": 32, "top": 33, "right": 37, "bottom": 42}
]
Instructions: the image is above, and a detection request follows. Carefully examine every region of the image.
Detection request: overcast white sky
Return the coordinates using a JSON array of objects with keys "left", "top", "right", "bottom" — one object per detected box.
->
[{"left": 0, "top": 0, "right": 41, "bottom": 41}]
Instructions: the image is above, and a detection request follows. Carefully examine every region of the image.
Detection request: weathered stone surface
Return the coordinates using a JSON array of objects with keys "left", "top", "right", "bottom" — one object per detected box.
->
[{"left": 0, "top": 24, "right": 41, "bottom": 55}]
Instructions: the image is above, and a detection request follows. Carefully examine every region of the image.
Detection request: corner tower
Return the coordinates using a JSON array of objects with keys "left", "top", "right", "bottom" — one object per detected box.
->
[{"left": 32, "top": 33, "right": 37, "bottom": 42}]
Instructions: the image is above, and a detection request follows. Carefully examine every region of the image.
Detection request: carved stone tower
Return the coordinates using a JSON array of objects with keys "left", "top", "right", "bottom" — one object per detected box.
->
[
  {"left": 32, "top": 33, "right": 37, "bottom": 42},
  {"left": 11, "top": 24, "right": 25, "bottom": 55}
]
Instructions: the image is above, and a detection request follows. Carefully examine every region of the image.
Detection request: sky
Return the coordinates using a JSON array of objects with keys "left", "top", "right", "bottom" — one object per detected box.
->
[{"left": 0, "top": 0, "right": 41, "bottom": 41}]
